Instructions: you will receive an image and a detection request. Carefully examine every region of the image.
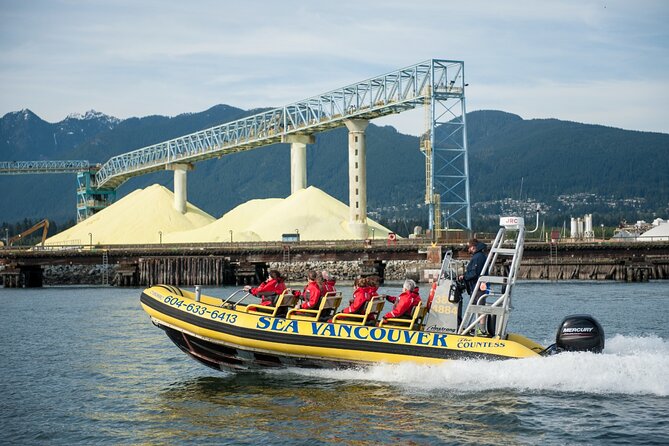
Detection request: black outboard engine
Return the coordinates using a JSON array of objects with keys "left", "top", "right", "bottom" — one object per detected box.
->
[{"left": 551, "top": 314, "right": 605, "bottom": 354}]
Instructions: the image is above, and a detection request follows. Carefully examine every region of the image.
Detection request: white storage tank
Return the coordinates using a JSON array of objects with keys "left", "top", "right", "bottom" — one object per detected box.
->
[{"left": 585, "top": 214, "right": 593, "bottom": 233}]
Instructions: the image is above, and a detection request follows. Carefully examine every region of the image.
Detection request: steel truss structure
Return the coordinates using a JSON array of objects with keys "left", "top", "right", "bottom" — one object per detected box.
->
[
  {"left": 429, "top": 61, "right": 471, "bottom": 231},
  {"left": 0, "top": 160, "right": 90, "bottom": 174},
  {"left": 93, "top": 59, "right": 469, "bottom": 230},
  {"left": 0, "top": 60, "right": 470, "bottom": 229}
]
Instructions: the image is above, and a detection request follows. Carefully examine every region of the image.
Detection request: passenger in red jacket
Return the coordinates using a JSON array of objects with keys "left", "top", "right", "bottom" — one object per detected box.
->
[
  {"left": 244, "top": 269, "right": 286, "bottom": 306},
  {"left": 364, "top": 276, "right": 382, "bottom": 322},
  {"left": 294, "top": 270, "right": 323, "bottom": 310},
  {"left": 341, "top": 277, "right": 370, "bottom": 315},
  {"left": 322, "top": 270, "right": 337, "bottom": 294},
  {"left": 335, "top": 276, "right": 381, "bottom": 324},
  {"left": 366, "top": 275, "right": 380, "bottom": 300},
  {"left": 383, "top": 279, "right": 421, "bottom": 320}
]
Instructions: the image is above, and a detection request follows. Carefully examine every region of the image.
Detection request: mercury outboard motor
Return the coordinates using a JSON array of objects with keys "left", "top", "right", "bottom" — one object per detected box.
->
[{"left": 547, "top": 314, "right": 605, "bottom": 354}]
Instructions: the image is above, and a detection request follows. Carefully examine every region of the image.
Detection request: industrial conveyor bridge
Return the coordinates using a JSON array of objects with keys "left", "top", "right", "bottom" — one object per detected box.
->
[
  {"left": 2, "top": 59, "right": 471, "bottom": 231},
  {"left": 0, "top": 160, "right": 91, "bottom": 174},
  {"left": 95, "top": 59, "right": 470, "bottom": 230}
]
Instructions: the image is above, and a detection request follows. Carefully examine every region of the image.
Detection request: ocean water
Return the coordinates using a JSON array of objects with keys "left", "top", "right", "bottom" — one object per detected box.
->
[{"left": 0, "top": 281, "right": 667, "bottom": 445}]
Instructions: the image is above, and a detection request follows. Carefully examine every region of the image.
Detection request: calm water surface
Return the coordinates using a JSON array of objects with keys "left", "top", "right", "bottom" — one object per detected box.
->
[{"left": 1, "top": 281, "right": 667, "bottom": 445}]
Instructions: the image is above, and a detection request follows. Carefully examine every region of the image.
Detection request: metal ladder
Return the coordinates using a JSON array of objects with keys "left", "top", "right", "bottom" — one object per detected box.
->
[
  {"left": 550, "top": 242, "right": 558, "bottom": 264},
  {"left": 102, "top": 251, "right": 109, "bottom": 285},
  {"left": 457, "top": 217, "right": 526, "bottom": 339}
]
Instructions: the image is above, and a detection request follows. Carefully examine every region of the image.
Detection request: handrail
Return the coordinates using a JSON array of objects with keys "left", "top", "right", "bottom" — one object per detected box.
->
[
  {"left": 3, "top": 238, "right": 669, "bottom": 254},
  {"left": 221, "top": 289, "right": 249, "bottom": 307}
]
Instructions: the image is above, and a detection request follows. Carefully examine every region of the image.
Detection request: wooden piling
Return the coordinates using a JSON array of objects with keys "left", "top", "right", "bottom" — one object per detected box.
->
[{"left": 136, "top": 256, "right": 261, "bottom": 287}]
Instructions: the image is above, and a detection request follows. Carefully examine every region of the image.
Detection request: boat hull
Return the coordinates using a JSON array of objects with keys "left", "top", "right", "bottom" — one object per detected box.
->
[{"left": 141, "top": 285, "right": 543, "bottom": 371}]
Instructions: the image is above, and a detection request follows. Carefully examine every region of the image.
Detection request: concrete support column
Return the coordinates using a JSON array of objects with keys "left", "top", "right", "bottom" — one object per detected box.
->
[
  {"left": 283, "top": 134, "right": 315, "bottom": 194},
  {"left": 167, "top": 163, "right": 194, "bottom": 214},
  {"left": 345, "top": 119, "right": 369, "bottom": 239}
]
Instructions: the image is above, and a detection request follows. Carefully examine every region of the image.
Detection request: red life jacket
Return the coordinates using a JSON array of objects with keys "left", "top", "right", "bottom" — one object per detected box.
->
[
  {"left": 383, "top": 289, "right": 421, "bottom": 319},
  {"left": 342, "top": 286, "right": 368, "bottom": 314},
  {"left": 323, "top": 279, "right": 337, "bottom": 294},
  {"left": 250, "top": 278, "right": 286, "bottom": 306},
  {"left": 299, "top": 281, "right": 323, "bottom": 309}
]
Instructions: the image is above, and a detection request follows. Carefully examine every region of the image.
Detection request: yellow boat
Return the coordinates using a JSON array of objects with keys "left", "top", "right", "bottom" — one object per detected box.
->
[{"left": 140, "top": 217, "right": 605, "bottom": 371}]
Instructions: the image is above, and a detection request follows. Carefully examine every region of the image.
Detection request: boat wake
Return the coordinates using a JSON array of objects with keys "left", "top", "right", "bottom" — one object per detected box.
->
[{"left": 281, "top": 334, "right": 669, "bottom": 397}]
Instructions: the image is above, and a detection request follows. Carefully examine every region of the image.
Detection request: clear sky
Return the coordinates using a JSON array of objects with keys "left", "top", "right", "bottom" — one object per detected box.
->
[{"left": 1, "top": 0, "right": 667, "bottom": 135}]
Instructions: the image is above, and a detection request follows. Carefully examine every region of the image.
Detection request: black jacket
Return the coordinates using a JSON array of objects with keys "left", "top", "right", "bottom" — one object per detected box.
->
[{"left": 463, "top": 241, "right": 487, "bottom": 295}]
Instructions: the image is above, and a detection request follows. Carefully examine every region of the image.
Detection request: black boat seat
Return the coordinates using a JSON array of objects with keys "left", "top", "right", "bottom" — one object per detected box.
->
[
  {"left": 286, "top": 292, "right": 343, "bottom": 321},
  {"left": 378, "top": 301, "right": 428, "bottom": 331},
  {"left": 332, "top": 296, "right": 386, "bottom": 326},
  {"left": 245, "top": 289, "right": 299, "bottom": 317}
]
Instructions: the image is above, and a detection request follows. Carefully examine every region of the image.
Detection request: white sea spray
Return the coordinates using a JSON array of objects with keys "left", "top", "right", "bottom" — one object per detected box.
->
[{"left": 282, "top": 334, "right": 669, "bottom": 397}]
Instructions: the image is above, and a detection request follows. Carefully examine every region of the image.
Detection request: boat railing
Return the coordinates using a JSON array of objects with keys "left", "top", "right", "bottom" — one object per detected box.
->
[
  {"left": 221, "top": 289, "right": 251, "bottom": 308},
  {"left": 438, "top": 249, "right": 457, "bottom": 281}
]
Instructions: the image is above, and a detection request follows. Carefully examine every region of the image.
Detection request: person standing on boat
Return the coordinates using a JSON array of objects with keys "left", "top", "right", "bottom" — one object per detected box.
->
[
  {"left": 459, "top": 239, "right": 487, "bottom": 299},
  {"left": 294, "top": 270, "right": 323, "bottom": 310},
  {"left": 382, "top": 279, "right": 421, "bottom": 321},
  {"left": 459, "top": 239, "right": 492, "bottom": 335},
  {"left": 322, "top": 270, "right": 337, "bottom": 294},
  {"left": 244, "top": 269, "right": 286, "bottom": 306}
]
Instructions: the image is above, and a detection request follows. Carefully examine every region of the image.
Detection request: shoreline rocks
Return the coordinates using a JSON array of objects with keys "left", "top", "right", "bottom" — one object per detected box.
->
[{"left": 42, "top": 260, "right": 432, "bottom": 286}]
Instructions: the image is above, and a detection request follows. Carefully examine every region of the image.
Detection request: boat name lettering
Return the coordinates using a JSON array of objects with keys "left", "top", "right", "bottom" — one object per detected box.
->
[
  {"left": 254, "top": 318, "right": 448, "bottom": 346},
  {"left": 562, "top": 327, "right": 593, "bottom": 333},
  {"left": 256, "top": 317, "right": 299, "bottom": 333},
  {"left": 456, "top": 339, "right": 506, "bottom": 349}
]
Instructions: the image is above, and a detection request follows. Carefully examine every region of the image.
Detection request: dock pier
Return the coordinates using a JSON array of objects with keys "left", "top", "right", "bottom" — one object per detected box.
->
[{"left": 1, "top": 240, "right": 668, "bottom": 288}]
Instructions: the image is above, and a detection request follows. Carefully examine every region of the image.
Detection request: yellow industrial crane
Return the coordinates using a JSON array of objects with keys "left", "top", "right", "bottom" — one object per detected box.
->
[{"left": 8, "top": 219, "right": 50, "bottom": 247}]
